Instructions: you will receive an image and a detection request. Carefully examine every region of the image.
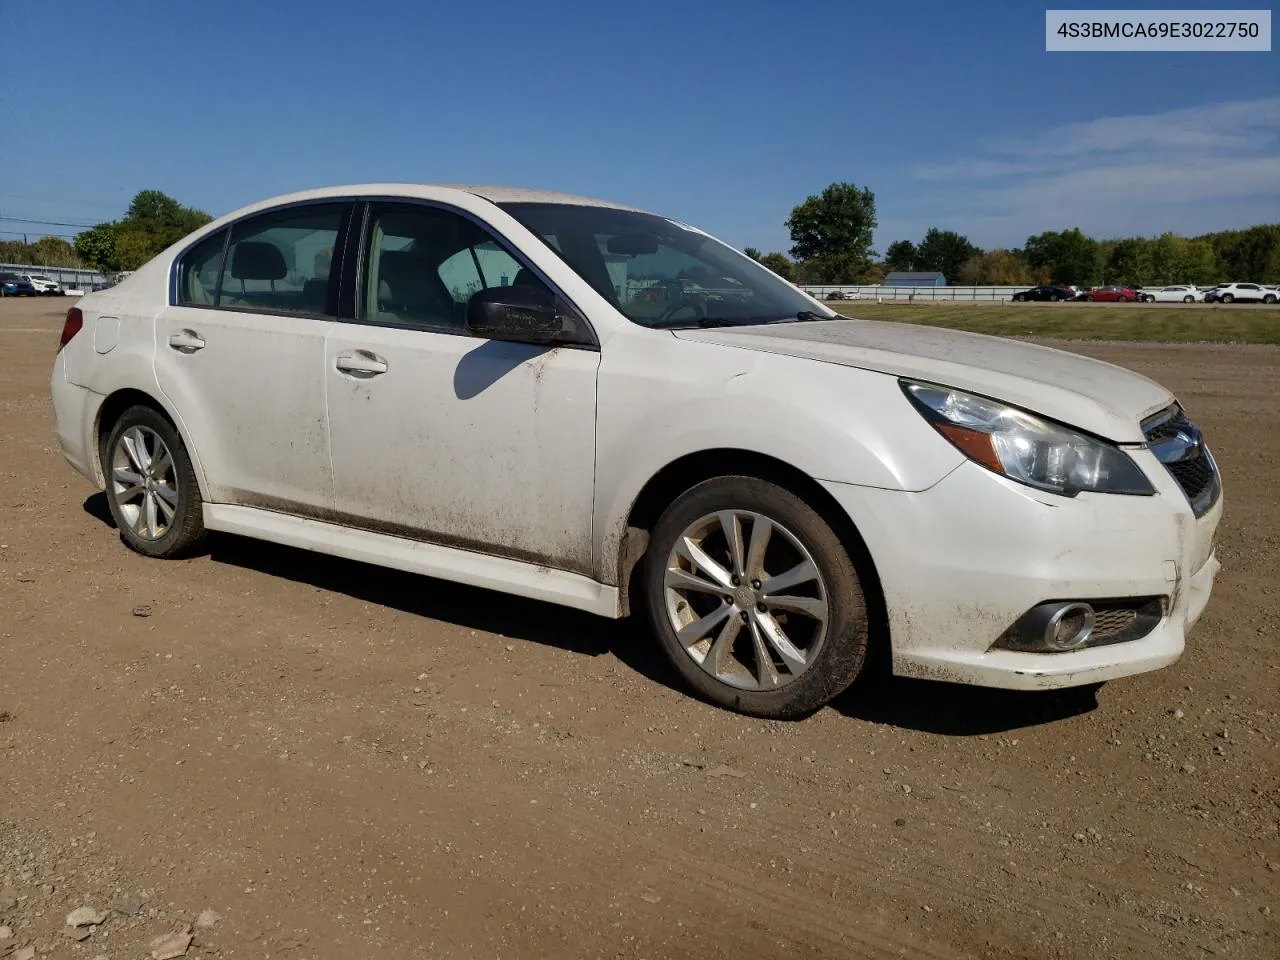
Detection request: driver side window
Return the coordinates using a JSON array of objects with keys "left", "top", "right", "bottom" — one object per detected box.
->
[{"left": 360, "top": 203, "right": 556, "bottom": 334}]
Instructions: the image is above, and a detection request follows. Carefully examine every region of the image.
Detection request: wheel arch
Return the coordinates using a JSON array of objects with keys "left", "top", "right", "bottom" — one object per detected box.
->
[
  {"left": 615, "top": 448, "right": 888, "bottom": 659},
  {"left": 93, "top": 387, "right": 210, "bottom": 498}
]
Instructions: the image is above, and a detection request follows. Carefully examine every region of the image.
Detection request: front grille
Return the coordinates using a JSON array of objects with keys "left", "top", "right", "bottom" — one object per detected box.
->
[
  {"left": 1143, "top": 407, "right": 1195, "bottom": 443},
  {"left": 1141, "top": 404, "right": 1220, "bottom": 517}
]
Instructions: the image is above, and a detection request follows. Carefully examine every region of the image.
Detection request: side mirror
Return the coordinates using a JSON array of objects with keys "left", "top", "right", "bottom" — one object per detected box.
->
[{"left": 466, "top": 285, "right": 564, "bottom": 343}]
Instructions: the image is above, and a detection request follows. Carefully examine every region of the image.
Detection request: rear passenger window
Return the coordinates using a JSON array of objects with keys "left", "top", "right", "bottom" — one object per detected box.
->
[
  {"left": 217, "top": 203, "right": 347, "bottom": 316},
  {"left": 177, "top": 230, "right": 227, "bottom": 305}
]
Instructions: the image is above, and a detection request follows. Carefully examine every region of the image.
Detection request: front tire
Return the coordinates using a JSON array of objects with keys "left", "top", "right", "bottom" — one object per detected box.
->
[
  {"left": 1222, "top": 294, "right": 1234, "bottom": 303},
  {"left": 102, "top": 405, "right": 206, "bottom": 559},
  {"left": 643, "top": 476, "right": 870, "bottom": 719}
]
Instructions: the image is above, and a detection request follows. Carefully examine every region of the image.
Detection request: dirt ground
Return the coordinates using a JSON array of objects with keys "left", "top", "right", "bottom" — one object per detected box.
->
[{"left": 1, "top": 296, "right": 1276, "bottom": 960}]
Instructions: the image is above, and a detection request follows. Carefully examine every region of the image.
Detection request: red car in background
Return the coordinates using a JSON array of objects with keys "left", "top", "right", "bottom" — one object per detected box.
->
[{"left": 1085, "top": 285, "right": 1139, "bottom": 302}]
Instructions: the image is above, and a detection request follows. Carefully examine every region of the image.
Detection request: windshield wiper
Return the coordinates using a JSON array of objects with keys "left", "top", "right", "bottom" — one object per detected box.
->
[
  {"left": 653, "top": 311, "right": 834, "bottom": 330},
  {"left": 655, "top": 317, "right": 752, "bottom": 329}
]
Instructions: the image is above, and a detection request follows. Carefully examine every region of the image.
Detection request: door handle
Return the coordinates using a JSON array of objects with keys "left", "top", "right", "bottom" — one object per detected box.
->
[
  {"left": 168, "top": 330, "right": 205, "bottom": 353},
  {"left": 335, "top": 350, "right": 388, "bottom": 377}
]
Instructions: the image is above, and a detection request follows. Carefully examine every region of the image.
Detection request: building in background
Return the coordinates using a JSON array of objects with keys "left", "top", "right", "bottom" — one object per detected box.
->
[{"left": 883, "top": 271, "right": 946, "bottom": 286}]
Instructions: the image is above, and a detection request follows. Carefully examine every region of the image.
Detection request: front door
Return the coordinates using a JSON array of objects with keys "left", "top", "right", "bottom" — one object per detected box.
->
[
  {"left": 154, "top": 200, "right": 352, "bottom": 512},
  {"left": 323, "top": 201, "right": 600, "bottom": 575}
]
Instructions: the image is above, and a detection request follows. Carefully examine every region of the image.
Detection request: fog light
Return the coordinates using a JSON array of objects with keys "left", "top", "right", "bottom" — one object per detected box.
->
[
  {"left": 1044, "top": 603, "right": 1095, "bottom": 651},
  {"left": 1000, "top": 601, "right": 1096, "bottom": 652}
]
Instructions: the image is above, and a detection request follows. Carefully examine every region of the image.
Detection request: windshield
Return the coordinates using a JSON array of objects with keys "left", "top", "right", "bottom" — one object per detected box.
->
[{"left": 497, "top": 202, "right": 834, "bottom": 328}]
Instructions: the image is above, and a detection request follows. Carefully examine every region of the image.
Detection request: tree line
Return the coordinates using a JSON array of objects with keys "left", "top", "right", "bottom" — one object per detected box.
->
[
  {"left": 7, "top": 184, "right": 1279, "bottom": 288},
  {"left": 2, "top": 190, "right": 215, "bottom": 273},
  {"left": 0, "top": 234, "right": 83, "bottom": 268},
  {"left": 745, "top": 182, "right": 1280, "bottom": 287}
]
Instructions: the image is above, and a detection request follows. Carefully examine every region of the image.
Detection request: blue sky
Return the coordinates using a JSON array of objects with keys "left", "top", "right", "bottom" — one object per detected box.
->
[{"left": 2, "top": 0, "right": 1276, "bottom": 255}]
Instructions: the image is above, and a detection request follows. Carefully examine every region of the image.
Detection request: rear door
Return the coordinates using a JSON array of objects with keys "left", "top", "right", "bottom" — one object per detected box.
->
[{"left": 153, "top": 201, "right": 354, "bottom": 512}]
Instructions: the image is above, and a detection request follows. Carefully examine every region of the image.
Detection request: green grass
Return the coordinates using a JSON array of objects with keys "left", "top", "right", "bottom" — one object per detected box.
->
[{"left": 827, "top": 302, "right": 1280, "bottom": 344}]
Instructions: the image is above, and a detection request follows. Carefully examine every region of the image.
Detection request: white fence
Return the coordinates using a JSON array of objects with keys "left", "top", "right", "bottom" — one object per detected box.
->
[{"left": 800, "top": 285, "right": 1028, "bottom": 302}]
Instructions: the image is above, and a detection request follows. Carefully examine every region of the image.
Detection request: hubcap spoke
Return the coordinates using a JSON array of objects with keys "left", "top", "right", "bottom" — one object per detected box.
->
[
  {"left": 704, "top": 614, "right": 742, "bottom": 677},
  {"left": 155, "top": 493, "right": 177, "bottom": 523},
  {"left": 752, "top": 609, "right": 808, "bottom": 674},
  {"left": 150, "top": 448, "right": 172, "bottom": 480},
  {"left": 121, "top": 430, "right": 149, "bottom": 473},
  {"left": 744, "top": 517, "right": 772, "bottom": 581},
  {"left": 112, "top": 466, "right": 145, "bottom": 504},
  {"left": 761, "top": 559, "right": 819, "bottom": 597},
  {"left": 748, "top": 620, "right": 781, "bottom": 687},
  {"left": 677, "top": 602, "right": 732, "bottom": 648},
  {"left": 153, "top": 482, "right": 178, "bottom": 507},
  {"left": 717, "top": 511, "right": 745, "bottom": 579},
  {"left": 676, "top": 537, "right": 734, "bottom": 590},
  {"left": 143, "top": 491, "right": 160, "bottom": 538},
  {"left": 113, "top": 466, "right": 143, "bottom": 487},
  {"left": 664, "top": 567, "right": 725, "bottom": 596},
  {"left": 763, "top": 594, "right": 827, "bottom": 621}
]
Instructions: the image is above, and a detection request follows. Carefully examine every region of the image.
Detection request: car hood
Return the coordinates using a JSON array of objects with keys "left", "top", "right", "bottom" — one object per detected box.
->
[{"left": 671, "top": 319, "right": 1174, "bottom": 443}]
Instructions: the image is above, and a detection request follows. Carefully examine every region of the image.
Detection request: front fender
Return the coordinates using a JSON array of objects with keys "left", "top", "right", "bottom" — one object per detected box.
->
[{"left": 591, "top": 331, "right": 964, "bottom": 582}]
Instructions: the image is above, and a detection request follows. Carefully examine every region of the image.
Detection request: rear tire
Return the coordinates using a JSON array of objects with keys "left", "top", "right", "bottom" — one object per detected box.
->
[
  {"left": 102, "top": 405, "right": 207, "bottom": 559},
  {"left": 643, "top": 476, "right": 870, "bottom": 719}
]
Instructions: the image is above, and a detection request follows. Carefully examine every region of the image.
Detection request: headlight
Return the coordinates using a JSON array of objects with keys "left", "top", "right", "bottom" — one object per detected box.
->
[{"left": 901, "top": 380, "right": 1154, "bottom": 497}]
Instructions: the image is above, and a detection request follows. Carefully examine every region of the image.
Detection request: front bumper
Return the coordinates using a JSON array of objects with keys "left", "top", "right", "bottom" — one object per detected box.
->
[{"left": 821, "top": 454, "right": 1223, "bottom": 690}]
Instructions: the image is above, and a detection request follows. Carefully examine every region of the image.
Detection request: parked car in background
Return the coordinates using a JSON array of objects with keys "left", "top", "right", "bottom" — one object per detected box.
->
[
  {"left": 1139, "top": 285, "right": 1203, "bottom": 303},
  {"left": 50, "top": 183, "right": 1225, "bottom": 720},
  {"left": 1086, "top": 286, "right": 1139, "bottom": 302},
  {"left": 0, "top": 272, "right": 38, "bottom": 296},
  {"left": 21, "top": 274, "right": 64, "bottom": 295},
  {"left": 1010, "top": 284, "right": 1077, "bottom": 302},
  {"left": 1204, "top": 282, "right": 1276, "bottom": 304}
]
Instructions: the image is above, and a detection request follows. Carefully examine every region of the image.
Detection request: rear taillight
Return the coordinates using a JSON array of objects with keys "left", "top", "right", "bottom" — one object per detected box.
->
[{"left": 58, "top": 307, "right": 83, "bottom": 351}]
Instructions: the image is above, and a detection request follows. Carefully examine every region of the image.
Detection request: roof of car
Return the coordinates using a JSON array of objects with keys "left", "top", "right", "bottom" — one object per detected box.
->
[
  {"left": 436, "top": 184, "right": 651, "bottom": 211},
  {"left": 240, "top": 183, "right": 653, "bottom": 213}
]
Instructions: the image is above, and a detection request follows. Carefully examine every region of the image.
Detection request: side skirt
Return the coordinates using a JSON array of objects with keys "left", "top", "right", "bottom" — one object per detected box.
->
[{"left": 203, "top": 503, "right": 623, "bottom": 618}]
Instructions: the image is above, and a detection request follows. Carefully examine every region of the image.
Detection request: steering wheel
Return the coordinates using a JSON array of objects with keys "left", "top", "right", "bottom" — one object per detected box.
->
[{"left": 658, "top": 297, "right": 708, "bottom": 324}]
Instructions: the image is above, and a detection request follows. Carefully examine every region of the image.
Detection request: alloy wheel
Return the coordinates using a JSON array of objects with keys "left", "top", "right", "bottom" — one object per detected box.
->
[
  {"left": 110, "top": 425, "right": 179, "bottom": 541},
  {"left": 661, "top": 510, "right": 829, "bottom": 691}
]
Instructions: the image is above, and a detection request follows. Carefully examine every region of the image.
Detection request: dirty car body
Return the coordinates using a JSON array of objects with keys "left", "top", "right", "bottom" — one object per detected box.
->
[{"left": 49, "top": 184, "right": 1224, "bottom": 717}]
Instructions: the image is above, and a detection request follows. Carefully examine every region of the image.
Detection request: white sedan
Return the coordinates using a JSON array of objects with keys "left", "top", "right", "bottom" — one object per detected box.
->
[
  {"left": 1138, "top": 285, "right": 1203, "bottom": 303},
  {"left": 49, "top": 184, "right": 1224, "bottom": 718}
]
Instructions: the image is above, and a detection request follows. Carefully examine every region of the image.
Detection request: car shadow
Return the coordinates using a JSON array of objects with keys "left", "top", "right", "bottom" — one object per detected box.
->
[
  {"left": 832, "top": 665, "right": 1100, "bottom": 735},
  {"left": 80, "top": 493, "right": 1100, "bottom": 735},
  {"left": 208, "top": 526, "right": 676, "bottom": 689},
  {"left": 83, "top": 491, "right": 116, "bottom": 528}
]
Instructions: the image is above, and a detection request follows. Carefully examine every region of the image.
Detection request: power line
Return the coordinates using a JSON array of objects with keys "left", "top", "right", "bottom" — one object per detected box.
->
[
  {"left": 0, "top": 215, "right": 100, "bottom": 228},
  {"left": 0, "top": 229, "right": 80, "bottom": 239}
]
